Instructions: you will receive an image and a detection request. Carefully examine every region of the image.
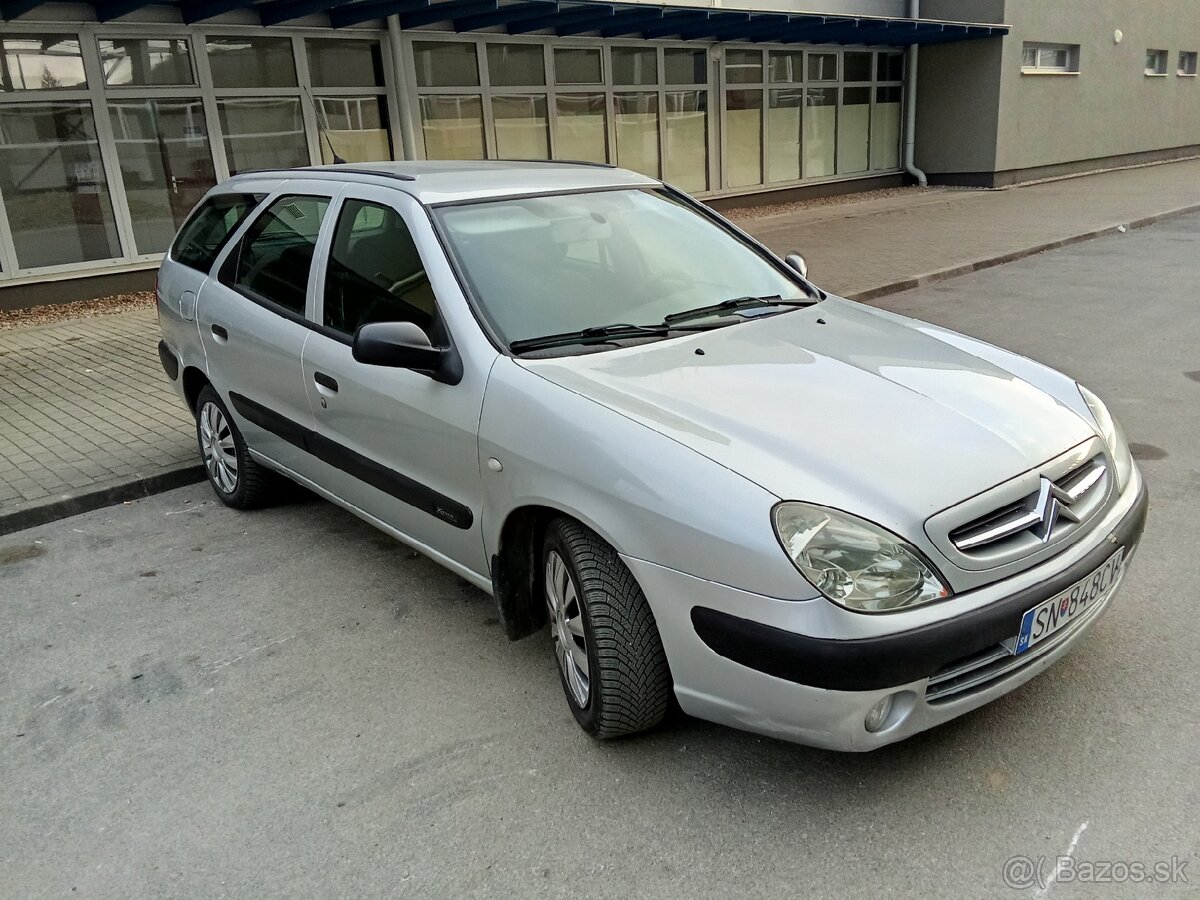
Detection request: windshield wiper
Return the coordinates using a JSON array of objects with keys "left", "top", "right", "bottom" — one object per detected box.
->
[
  {"left": 663, "top": 294, "right": 815, "bottom": 326},
  {"left": 510, "top": 321, "right": 728, "bottom": 354}
]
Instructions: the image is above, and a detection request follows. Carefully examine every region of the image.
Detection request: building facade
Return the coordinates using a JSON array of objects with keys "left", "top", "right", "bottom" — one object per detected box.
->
[{"left": 0, "top": 0, "right": 1194, "bottom": 303}]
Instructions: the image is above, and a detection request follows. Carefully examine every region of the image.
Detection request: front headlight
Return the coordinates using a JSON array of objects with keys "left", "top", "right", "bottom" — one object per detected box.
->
[
  {"left": 1078, "top": 384, "right": 1133, "bottom": 492},
  {"left": 772, "top": 503, "right": 951, "bottom": 613}
]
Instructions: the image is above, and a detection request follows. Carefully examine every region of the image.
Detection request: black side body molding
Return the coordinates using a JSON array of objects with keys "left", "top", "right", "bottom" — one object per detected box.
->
[
  {"left": 228, "top": 391, "right": 473, "bottom": 530},
  {"left": 692, "top": 483, "right": 1149, "bottom": 692}
]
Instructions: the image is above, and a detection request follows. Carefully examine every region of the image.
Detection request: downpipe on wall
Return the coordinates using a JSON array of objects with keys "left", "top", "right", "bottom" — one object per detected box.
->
[{"left": 904, "top": 0, "right": 928, "bottom": 186}]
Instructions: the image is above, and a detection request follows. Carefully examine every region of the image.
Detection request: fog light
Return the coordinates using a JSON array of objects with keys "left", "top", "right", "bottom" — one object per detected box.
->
[{"left": 864, "top": 695, "right": 894, "bottom": 733}]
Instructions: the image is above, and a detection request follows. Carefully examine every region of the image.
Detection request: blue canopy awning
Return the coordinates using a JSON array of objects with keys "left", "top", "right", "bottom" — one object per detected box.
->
[{"left": 2, "top": 0, "right": 1009, "bottom": 44}]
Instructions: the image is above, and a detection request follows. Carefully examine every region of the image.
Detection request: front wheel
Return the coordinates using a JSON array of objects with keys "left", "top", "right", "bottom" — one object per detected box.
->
[{"left": 543, "top": 517, "right": 672, "bottom": 739}]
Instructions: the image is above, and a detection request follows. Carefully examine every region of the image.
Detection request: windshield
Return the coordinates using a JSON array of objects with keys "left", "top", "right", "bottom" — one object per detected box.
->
[{"left": 434, "top": 188, "right": 813, "bottom": 348}]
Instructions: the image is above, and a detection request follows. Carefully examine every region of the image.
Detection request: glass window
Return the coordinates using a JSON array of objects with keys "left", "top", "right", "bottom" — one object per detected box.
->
[
  {"left": 413, "top": 41, "right": 479, "bottom": 87},
  {"left": 306, "top": 38, "right": 384, "bottom": 88},
  {"left": 315, "top": 96, "right": 392, "bottom": 163},
  {"left": 665, "top": 48, "right": 706, "bottom": 84},
  {"left": 0, "top": 35, "right": 86, "bottom": 91},
  {"left": 664, "top": 90, "right": 707, "bottom": 192},
  {"left": 612, "top": 47, "right": 656, "bottom": 85},
  {"left": 1145, "top": 49, "right": 1168, "bottom": 75},
  {"left": 767, "top": 89, "right": 802, "bottom": 183},
  {"left": 492, "top": 94, "right": 549, "bottom": 159},
  {"left": 1022, "top": 46, "right": 1038, "bottom": 68},
  {"left": 217, "top": 98, "right": 308, "bottom": 175},
  {"left": 1181, "top": 52, "right": 1199, "bottom": 76},
  {"left": 99, "top": 38, "right": 194, "bottom": 86},
  {"left": 838, "top": 86, "right": 870, "bottom": 174},
  {"left": 108, "top": 98, "right": 216, "bottom": 254},
  {"left": 768, "top": 50, "right": 804, "bottom": 84},
  {"left": 171, "top": 193, "right": 261, "bottom": 273},
  {"left": 808, "top": 52, "right": 837, "bottom": 82},
  {"left": 206, "top": 36, "right": 297, "bottom": 89},
  {"left": 725, "top": 49, "right": 762, "bottom": 85},
  {"left": 1022, "top": 42, "right": 1078, "bottom": 73},
  {"left": 434, "top": 189, "right": 810, "bottom": 349},
  {"left": 0, "top": 102, "right": 120, "bottom": 269},
  {"left": 803, "top": 87, "right": 836, "bottom": 178},
  {"left": 487, "top": 43, "right": 545, "bottom": 86},
  {"left": 614, "top": 92, "right": 659, "bottom": 177},
  {"left": 871, "top": 85, "right": 902, "bottom": 170},
  {"left": 419, "top": 94, "right": 485, "bottom": 159},
  {"left": 224, "top": 195, "right": 330, "bottom": 315},
  {"left": 877, "top": 52, "right": 903, "bottom": 82},
  {"left": 554, "top": 47, "right": 602, "bottom": 84},
  {"left": 844, "top": 52, "right": 872, "bottom": 82},
  {"left": 324, "top": 199, "right": 437, "bottom": 337},
  {"left": 725, "top": 89, "right": 762, "bottom": 187},
  {"left": 554, "top": 93, "right": 607, "bottom": 164}
]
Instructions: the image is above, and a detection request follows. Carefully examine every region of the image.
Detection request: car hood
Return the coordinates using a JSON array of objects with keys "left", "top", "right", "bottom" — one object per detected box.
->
[{"left": 518, "top": 297, "right": 1096, "bottom": 534}]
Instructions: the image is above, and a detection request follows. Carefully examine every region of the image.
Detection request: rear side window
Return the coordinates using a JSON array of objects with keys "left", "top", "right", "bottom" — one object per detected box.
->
[
  {"left": 221, "top": 195, "right": 330, "bottom": 315},
  {"left": 323, "top": 199, "right": 438, "bottom": 338},
  {"left": 170, "top": 193, "right": 261, "bottom": 273}
]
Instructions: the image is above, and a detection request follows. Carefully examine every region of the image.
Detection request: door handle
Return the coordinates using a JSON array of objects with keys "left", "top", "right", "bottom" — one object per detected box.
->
[
  {"left": 211, "top": 323, "right": 228, "bottom": 341},
  {"left": 313, "top": 372, "right": 339, "bottom": 392}
]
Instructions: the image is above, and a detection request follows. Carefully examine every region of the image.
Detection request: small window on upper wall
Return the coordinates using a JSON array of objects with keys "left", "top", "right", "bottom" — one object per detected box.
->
[
  {"left": 0, "top": 34, "right": 87, "bottom": 91},
  {"left": 1145, "top": 49, "right": 1169, "bottom": 76},
  {"left": 1179, "top": 51, "right": 1198, "bottom": 76},
  {"left": 1021, "top": 42, "right": 1079, "bottom": 74}
]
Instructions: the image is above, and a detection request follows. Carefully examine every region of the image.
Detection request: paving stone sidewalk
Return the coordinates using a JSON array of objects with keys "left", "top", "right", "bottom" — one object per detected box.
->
[{"left": 2, "top": 158, "right": 1200, "bottom": 532}]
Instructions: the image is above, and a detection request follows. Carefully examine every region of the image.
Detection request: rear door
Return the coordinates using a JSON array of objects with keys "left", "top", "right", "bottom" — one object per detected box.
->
[
  {"left": 299, "top": 185, "right": 493, "bottom": 577},
  {"left": 199, "top": 180, "right": 341, "bottom": 473}
]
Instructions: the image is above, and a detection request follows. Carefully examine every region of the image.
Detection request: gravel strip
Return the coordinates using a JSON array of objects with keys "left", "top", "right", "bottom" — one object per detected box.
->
[
  {"left": 722, "top": 185, "right": 975, "bottom": 223},
  {"left": 0, "top": 291, "right": 156, "bottom": 330}
]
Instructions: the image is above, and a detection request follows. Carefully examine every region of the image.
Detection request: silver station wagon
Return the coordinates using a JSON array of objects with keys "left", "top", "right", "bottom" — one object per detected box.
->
[{"left": 156, "top": 161, "right": 1148, "bottom": 751}]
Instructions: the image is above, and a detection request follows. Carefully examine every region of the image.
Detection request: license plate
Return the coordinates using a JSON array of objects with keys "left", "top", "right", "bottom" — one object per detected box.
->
[{"left": 1012, "top": 549, "right": 1124, "bottom": 655}]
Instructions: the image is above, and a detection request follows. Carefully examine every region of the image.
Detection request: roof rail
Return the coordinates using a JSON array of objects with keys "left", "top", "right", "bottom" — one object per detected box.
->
[
  {"left": 489, "top": 158, "right": 616, "bottom": 169},
  {"left": 291, "top": 166, "right": 417, "bottom": 181}
]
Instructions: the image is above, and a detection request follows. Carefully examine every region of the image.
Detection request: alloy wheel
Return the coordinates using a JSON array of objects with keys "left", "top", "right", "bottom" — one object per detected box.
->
[
  {"left": 545, "top": 549, "right": 590, "bottom": 708},
  {"left": 199, "top": 401, "right": 239, "bottom": 494}
]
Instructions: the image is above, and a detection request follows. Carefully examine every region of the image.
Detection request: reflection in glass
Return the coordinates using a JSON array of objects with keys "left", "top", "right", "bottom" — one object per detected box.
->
[
  {"left": 725, "top": 89, "right": 762, "bottom": 187},
  {"left": 315, "top": 95, "right": 391, "bottom": 163},
  {"left": 614, "top": 92, "right": 659, "bottom": 177},
  {"left": 0, "top": 35, "right": 86, "bottom": 91},
  {"left": 99, "top": 39, "right": 193, "bottom": 86},
  {"left": 306, "top": 39, "right": 384, "bottom": 88},
  {"left": 768, "top": 50, "right": 804, "bottom": 83},
  {"left": 487, "top": 43, "right": 545, "bottom": 86},
  {"left": 206, "top": 36, "right": 297, "bottom": 89},
  {"left": 664, "top": 48, "right": 706, "bottom": 84},
  {"left": 554, "top": 48, "right": 602, "bottom": 84},
  {"left": 419, "top": 94, "right": 485, "bottom": 159},
  {"left": 808, "top": 52, "right": 837, "bottom": 82},
  {"left": 767, "top": 89, "right": 801, "bottom": 183},
  {"left": 871, "top": 85, "right": 902, "bottom": 170},
  {"left": 725, "top": 49, "right": 763, "bottom": 85},
  {"left": 413, "top": 41, "right": 479, "bottom": 87},
  {"left": 554, "top": 93, "right": 606, "bottom": 164},
  {"left": 612, "top": 47, "right": 656, "bottom": 85},
  {"left": 109, "top": 98, "right": 216, "bottom": 254},
  {"left": 492, "top": 94, "right": 549, "bottom": 159},
  {"left": 877, "top": 52, "right": 904, "bottom": 82},
  {"left": 0, "top": 102, "right": 120, "bottom": 268},
  {"left": 218, "top": 97, "right": 307, "bottom": 174},
  {"left": 838, "top": 86, "right": 870, "bottom": 174},
  {"left": 803, "top": 87, "right": 836, "bottom": 177},
  {"left": 664, "top": 90, "right": 707, "bottom": 192}
]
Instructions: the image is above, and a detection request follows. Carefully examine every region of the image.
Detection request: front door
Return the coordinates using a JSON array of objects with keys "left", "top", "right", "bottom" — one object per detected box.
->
[{"left": 299, "top": 186, "right": 490, "bottom": 578}]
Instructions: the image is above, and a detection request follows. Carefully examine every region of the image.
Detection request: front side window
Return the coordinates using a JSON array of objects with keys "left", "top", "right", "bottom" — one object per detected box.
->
[
  {"left": 323, "top": 199, "right": 439, "bottom": 339},
  {"left": 435, "top": 189, "right": 809, "bottom": 349},
  {"left": 222, "top": 195, "right": 330, "bottom": 315},
  {"left": 170, "top": 192, "right": 260, "bottom": 272}
]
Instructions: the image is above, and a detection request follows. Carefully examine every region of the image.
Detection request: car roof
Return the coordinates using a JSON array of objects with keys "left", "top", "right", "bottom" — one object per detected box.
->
[{"left": 224, "top": 160, "right": 662, "bottom": 205}]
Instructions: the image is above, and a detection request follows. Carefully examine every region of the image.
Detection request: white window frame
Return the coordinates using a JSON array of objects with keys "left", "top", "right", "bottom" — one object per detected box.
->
[
  {"left": 1020, "top": 42, "right": 1079, "bottom": 75},
  {"left": 1145, "top": 49, "right": 1169, "bottom": 77},
  {"left": 1178, "top": 51, "right": 1198, "bottom": 77}
]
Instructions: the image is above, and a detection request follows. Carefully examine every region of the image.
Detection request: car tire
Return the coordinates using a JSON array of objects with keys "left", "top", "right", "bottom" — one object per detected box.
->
[
  {"left": 195, "top": 385, "right": 272, "bottom": 509},
  {"left": 542, "top": 517, "right": 672, "bottom": 738}
]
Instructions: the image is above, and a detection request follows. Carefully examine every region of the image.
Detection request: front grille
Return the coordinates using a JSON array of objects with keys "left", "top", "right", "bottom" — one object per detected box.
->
[{"left": 948, "top": 456, "right": 1108, "bottom": 558}]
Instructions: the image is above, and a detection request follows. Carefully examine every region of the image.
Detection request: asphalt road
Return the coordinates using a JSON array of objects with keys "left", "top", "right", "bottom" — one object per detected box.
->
[{"left": 3, "top": 214, "right": 1199, "bottom": 899}]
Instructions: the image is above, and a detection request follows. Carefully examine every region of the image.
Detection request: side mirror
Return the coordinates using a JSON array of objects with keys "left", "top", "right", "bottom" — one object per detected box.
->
[
  {"left": 352, "top": 321, "right": 462, "bottom": 384},
  {"left": 785, "top": 252, "right": 809, "bottom": 280}
]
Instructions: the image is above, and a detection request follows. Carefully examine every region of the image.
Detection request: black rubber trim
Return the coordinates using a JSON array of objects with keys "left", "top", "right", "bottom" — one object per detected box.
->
[
  {"left": 227, "top": 391, "right": 473, "bottom": 530},
  {"left": 157, "top": 341, "right": 179, "bottom": 381},
  {"left": 691, "top": 483, "right": 1149, "bottom": 692}
]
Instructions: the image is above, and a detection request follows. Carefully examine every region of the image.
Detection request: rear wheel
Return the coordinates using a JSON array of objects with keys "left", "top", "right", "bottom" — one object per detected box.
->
[
  {"left": 543, "top": 517, "right": 672, "bottom": 738},
  {"left": 195, "top": 385, "right": 272, "bottom": 509}
]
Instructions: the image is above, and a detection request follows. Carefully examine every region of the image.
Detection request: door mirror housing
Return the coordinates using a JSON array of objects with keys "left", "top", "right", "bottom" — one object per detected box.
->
[
  {"left": 785, "top": 253, "right": 809, "bottom": 280},
  {"left": 352, "top": 321, "right": 462, "bottom": 384}
]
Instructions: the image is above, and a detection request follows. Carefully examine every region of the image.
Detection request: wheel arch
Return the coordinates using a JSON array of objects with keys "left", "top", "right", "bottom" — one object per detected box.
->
[{"left": 182, "top": 365, "right": 211, "bottom": 416}]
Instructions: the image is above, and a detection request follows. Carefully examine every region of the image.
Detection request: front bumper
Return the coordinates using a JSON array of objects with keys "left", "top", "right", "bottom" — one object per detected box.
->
[{"left": 623, "top": 477, "right": 1148, "bottom": 751}]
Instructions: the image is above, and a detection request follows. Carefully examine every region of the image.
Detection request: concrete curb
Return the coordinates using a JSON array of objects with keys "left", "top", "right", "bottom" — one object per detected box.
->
[
  {"left": 847, "top": 202, "right": 1200, "bottom": 303},
  {"left": 0, "top": 462, "right": 206, "bottom": 536}
]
